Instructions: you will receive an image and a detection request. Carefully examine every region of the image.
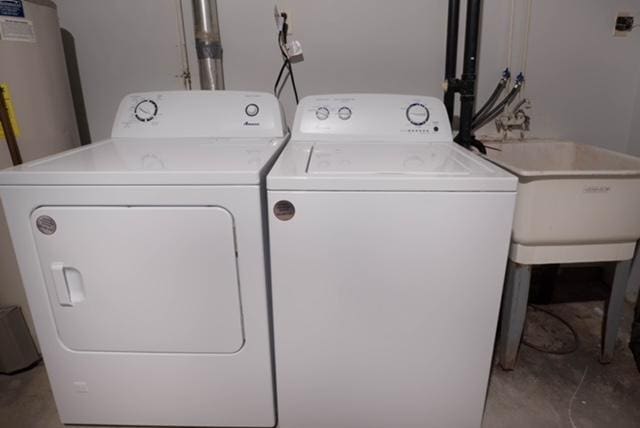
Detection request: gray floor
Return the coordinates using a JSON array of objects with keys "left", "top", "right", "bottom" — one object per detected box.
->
[{"left": 1, "top": 302, "right": 638, "bottom": 428}]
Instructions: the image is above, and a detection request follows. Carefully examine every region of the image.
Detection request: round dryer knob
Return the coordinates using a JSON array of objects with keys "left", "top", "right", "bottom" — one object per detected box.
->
[
  {"left": 405, "top": 103, "right": 429, "bottom": 126},
  {"left": 315, "top": 107, "right": 330, "bottom": 120},
  {"left": 134, "top": 99, "right": 158, "bottom": 122},
  {"left": 245, "top": 103, "right": 259, "bottom": 117}
]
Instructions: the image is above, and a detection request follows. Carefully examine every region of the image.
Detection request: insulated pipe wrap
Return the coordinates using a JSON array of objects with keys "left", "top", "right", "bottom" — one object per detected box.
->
[
  {"left": 192, "top": 0, "right": 224, "bottom": 90},
  {"left": 195, "top": 40, "right": 223, "bottom": 60}
]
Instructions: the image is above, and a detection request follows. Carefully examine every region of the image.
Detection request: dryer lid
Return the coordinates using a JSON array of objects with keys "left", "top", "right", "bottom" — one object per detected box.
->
[{"left": 0, "top": 137, "right": 287, "bottom": 186}]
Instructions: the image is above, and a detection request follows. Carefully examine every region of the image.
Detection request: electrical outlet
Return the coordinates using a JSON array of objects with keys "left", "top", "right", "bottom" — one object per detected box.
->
[
  {"left": 273, "top": 5, "right": 294, "bottom": 33},
  {"left": 274, "top": 5, "right": 284, "bottom": 31},
  {"left": 614, "top": 12, "right": 635, "bottom": 37}
]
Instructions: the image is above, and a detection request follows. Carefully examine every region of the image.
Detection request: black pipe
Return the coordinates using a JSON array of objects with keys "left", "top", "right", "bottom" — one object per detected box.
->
[
  {"left": 444, "top": 0, "right": 461, "bottom": 121},
  {"left": 0, "top": 86, "right": 22, "bottom": 166},
  {"left": 457, "top": 0, "right": 484, "bottom": 153}
]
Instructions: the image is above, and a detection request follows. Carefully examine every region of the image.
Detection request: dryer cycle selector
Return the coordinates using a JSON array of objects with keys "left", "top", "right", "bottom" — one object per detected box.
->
[
  {"left": 405, "top": 103, "right": 429, "bottom": 126},
  {"left": 134, "top": 100, "right": 158, "bottom": 122}
]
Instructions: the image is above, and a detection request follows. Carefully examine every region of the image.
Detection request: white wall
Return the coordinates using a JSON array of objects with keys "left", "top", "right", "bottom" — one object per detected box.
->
[
  {"left": 56, "top": 0, "right": 199, "bottom": 140},
  {"left": 522, "top": 0, "right": 640, "bottom": 153},
  {"left": 55, "top": 0, "right": 640, "bottom": 153},
  {"left": 628, "top": 72, "right": 640, "bottom": 156}
]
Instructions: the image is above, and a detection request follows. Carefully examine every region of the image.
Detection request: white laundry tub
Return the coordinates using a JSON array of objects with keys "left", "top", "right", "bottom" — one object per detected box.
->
[{"left": 484, "top": 140, "right": 640, "bottom": 264}]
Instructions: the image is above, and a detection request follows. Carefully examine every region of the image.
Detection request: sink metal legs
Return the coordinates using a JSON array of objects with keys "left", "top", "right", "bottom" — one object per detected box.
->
[
  {"left": 498, "top": 261, "right": 531, "bottom": 370},
  {"left": 498, "top": 259, "right": 631, "bottom": 370},
  {"left": 601, "top": 259, "right": 631, "bottom": 363}
]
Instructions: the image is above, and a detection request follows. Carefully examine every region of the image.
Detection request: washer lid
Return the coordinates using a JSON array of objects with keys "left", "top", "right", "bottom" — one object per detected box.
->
[
  {"left": 268, "top": 142, "right": 517, "bottom": 191},
  {"left": 0, "top": 137, "right": 287, "bottom": 185}
]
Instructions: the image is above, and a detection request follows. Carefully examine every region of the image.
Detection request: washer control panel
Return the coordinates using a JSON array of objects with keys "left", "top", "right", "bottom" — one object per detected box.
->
[
  {"left": 292, "top": 94, "right": 451, "bottom": 142},
  {"left": 112, "top": 91, "right": 286, "bottom": 139}
]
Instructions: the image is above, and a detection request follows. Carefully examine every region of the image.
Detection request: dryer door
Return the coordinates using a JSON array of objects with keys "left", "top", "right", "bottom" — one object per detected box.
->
[{"left": 31, "top": 206, "right": 244, "bottom": 354}]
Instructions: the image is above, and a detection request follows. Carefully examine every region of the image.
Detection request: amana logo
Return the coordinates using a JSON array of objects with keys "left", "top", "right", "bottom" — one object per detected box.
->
[{"left": 243, "top": 121, "right": 260, "bottom": 126}]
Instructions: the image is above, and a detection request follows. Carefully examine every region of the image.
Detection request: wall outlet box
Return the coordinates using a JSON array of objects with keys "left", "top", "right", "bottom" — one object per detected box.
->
[
  {"left": 614, "top": 13, "right": 634, "bottom": 37},
  {"left": 274, "top": 5, "right": 284, "bottom": 31}
]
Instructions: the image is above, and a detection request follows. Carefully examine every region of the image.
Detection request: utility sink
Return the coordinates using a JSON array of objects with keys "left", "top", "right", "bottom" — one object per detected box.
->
[{"left": 484, "top": 140, "right": 640, "bottom": 264}]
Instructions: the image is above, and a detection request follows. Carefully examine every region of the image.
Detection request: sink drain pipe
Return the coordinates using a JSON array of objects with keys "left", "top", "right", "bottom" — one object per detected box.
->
[
  {"left": 192, "top": 0, "right": 224, "bottom": 90},
  {"left": 444, "top": 0, "right": 486, "bottom": 154}
]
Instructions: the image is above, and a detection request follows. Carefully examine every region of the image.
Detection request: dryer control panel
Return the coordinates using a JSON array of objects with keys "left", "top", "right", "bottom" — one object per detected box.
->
[
  {"left": 291, "top": 94, "right": 453, "bottom": 143},
  {"left": 111, "top": 91, "right": 287, "bottom": 139}
]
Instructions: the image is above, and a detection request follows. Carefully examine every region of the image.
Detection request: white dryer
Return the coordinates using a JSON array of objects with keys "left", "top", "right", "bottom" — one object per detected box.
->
[
  {"left": 0, "top": 91, "right": 287, "bottom": 427},
  {"left": 267, "top": 94, "right": 518, "bottom": 428}
]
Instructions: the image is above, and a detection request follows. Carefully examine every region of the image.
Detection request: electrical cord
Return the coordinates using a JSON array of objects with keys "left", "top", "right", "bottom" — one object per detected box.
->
[
  {"left": 273, "top": 13, "right": 299, "bottom": 104},
  {"left": 522, "top": 305, "right": 579, "bottom": 355},
  {"left": 506, "top": 0, "right": 516, "bottom": 70},
  {"left": 273, "top": 32, "right": 288, "bottom": 93},
  {"left": 520, "top": 0, "right": 533, "bottom": 99}
]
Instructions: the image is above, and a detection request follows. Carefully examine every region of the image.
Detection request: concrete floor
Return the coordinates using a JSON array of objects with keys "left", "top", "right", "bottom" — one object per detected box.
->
[{"left": 1, "top": 302, "right": 638, "bottom": 428}]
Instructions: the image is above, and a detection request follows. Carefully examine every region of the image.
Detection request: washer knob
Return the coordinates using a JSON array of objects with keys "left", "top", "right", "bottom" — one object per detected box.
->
[
  {"left": 245, "top": 103, "right": 259, "bottom": 117},
  {"left": 338, "top": 107, "right": 352, "bottom": 120},
  {"left": 315, "top": 107, "right": 330, "bottom": 120},
  {"left": 406, "top": 103, "right": 430, "bottom": 126}
]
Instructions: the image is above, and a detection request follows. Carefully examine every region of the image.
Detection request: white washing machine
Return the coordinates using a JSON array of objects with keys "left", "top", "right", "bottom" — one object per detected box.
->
[
  {"left": 267, "top": 94, "right": 518, "bottom": 428},
  {"left": 0, "top": 91, "right": 287, "bottom": 427}
]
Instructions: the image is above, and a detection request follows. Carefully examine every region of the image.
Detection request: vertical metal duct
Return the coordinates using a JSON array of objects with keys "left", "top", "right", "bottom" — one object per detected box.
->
[{"left": 192, "top": 0, "right": 224, "bottom": 90}]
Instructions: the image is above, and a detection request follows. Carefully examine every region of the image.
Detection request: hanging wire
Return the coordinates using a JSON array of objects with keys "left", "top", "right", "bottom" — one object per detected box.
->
[
  {"left": 519, "top": 0, "right": 534, "bottom": 99},
  {"left": 273, "top": 13, "right": 299, "bottom": 104},
  {"left": 507, "top": 0, "right": 516, "bottom": 70},
  {"left": 522, "top": 305, "right": 579, "bottom": 355}
]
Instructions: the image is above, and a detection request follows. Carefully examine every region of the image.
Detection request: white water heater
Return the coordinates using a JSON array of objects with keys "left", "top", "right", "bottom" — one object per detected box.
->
[{"left": 0, "top": 0, "right": 80, "bottom": 337}]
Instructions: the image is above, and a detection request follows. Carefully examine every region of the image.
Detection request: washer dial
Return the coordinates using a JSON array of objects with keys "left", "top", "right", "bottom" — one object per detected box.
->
[
  {"left": 315, "top": 107, "right": 330, "bottom": 120},
  {"left": 338, "top": 107, "right": 352, "bottom": 120},
  {"left": 134, "top": 100, "right": 158, "bottom": 122},
  {"left": 405, "top": 103, "right": 429, "bottom": 126}
]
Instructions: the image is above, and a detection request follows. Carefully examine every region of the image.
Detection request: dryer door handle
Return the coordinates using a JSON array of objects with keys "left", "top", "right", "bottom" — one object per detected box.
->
[{"left": 51, "top": 262, "right": 85, "bottom": 307}]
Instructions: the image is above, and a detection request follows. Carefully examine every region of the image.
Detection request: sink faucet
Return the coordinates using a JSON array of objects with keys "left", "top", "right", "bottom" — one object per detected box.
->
[{"left": 496, "top": 98, "right": 531, "bottom": 140}]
